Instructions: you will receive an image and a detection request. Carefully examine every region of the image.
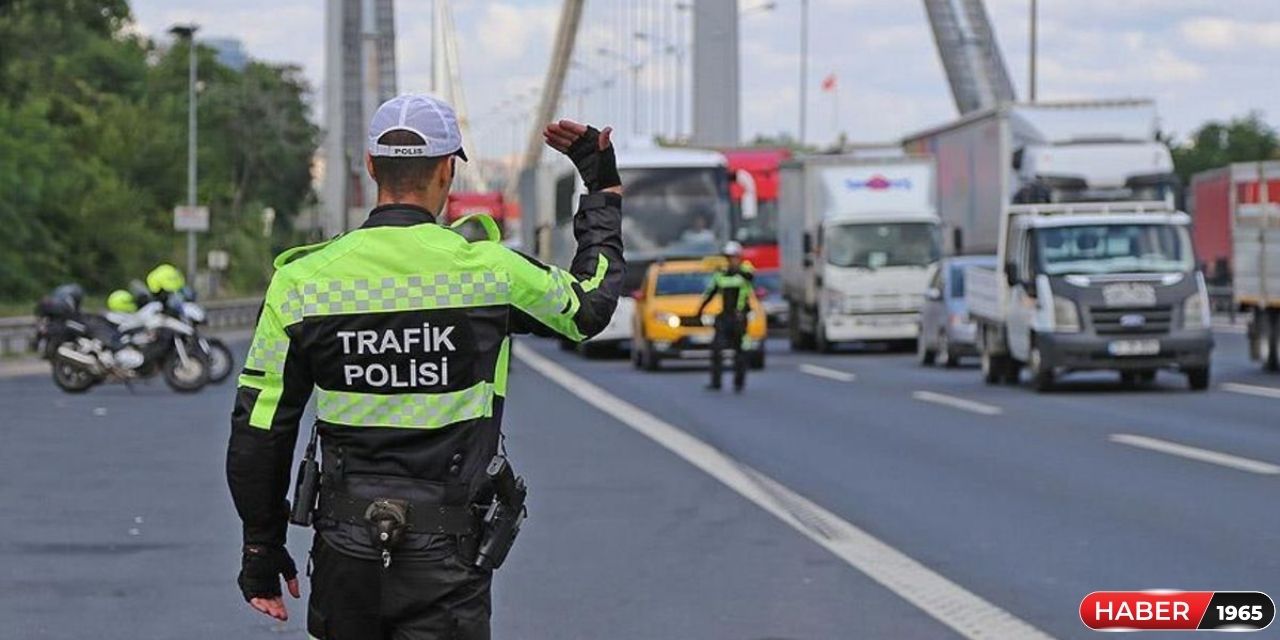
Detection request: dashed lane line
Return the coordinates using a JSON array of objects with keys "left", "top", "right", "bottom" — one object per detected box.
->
[
  {"left": 1221, "top": 382, "right": 1280, "bottom": 401},
  {"left": 798, "top": 363, "right": 857, "bottom": 382},
  {"left": 912, "top": 390, "right": 1004, "bottom": 416},
  {"left": 514, "top": 343, "right": 1053, "bottom": 640},
  {"left": 1110, "top": 433, "right": 1280, "bottom": 476}
]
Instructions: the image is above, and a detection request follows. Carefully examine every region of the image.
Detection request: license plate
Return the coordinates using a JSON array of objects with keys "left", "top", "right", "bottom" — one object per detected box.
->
[
  {"left": 1108, "top": 339, "right": 1160, "bottom": 356},
  {"left": 689, "top": 334, "right": 713, "bottom": 345}
]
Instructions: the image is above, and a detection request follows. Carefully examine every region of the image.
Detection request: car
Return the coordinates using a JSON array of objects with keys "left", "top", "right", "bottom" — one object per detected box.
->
[
  {"left": 917, "top": 255, "right": 998, "bottom": 367},
  {"left": 631, "top": 258, "right": 768, "bottom": 371}
]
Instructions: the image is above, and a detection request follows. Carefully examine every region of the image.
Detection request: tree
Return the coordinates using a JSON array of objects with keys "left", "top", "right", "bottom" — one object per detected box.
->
[
  {"left": 0, "top": 0, "right": 317, "bottom": 302},
  {"left": 1170, "top": 112, "right": 1280, "bottom": 185}
]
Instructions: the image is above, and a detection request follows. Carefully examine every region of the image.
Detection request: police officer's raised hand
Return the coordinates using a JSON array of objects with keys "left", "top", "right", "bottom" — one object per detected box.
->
[
  {"left": 543, "top": 120, "right": 622, "bottom": 194},
  {"left": 238, "top": 544, "right": 301, "bottom": 621}
]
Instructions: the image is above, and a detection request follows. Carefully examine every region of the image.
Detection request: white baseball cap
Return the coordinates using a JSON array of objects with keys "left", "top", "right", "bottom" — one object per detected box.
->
[{"left": 367, "top": 94, "right": 468, "bottom": 161}]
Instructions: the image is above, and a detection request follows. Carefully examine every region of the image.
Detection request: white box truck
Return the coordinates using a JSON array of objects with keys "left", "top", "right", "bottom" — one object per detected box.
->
[
  {"left": 903, "top": 99, "right": 1179, "bottom": 254},
  {"left": 904, "top": 99, "right": 1213, "bottom": 391},
  {"left": 779, "top": 156, "right": 941, "bottom": 351}
]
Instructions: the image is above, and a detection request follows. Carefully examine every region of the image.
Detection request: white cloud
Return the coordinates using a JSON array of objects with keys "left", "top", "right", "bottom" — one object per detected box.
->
[
  {"left": 473, "top": 3, "right": 560, "bottom": 64},
  {"left": 1179, "top": 17, "right": 1280, "bottom": 50},
  {"left": 127, "top": 0, "right": 1280, "bottom": 153}
]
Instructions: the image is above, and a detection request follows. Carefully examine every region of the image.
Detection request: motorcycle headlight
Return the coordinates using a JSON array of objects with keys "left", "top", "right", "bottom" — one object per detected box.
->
[
  {"left": 183, "top": 302, "right": 206, "bottom": 324},
  {"left": 1183, "top": 291, "right": 1209, "bottom": 330},
  {"left": 653, "top": 311, "right": 680, "bottom": 329},
  {"left": 1052, "top": 295, "right": 1081, "bottom": 333}
]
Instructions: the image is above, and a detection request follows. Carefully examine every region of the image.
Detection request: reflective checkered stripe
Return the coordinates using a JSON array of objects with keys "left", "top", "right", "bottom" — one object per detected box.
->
[
  {"left": 286, "top": 272, "right": 512, "bottom": 319},
  {"left": 244, "top": 336, "right": 289, "bottom": 374},
  {"left": 509, "top": 266, "right": 582, "bottom": 339},
  {"left": 316, "top": 382, "right": 495, "bottom": 429}
]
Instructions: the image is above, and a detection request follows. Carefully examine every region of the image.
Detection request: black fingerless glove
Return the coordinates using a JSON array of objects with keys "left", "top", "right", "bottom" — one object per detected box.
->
[
  {"left": 237, "top": 544, "right": 297, "bottom": 602},
  {"left": 565, "top": 126, "right": 621, "bottom": 192}
]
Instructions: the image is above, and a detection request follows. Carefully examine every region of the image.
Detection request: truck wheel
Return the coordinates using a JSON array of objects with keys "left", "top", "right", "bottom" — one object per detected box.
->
[
  {"left": 1267, "top": 310, "right": 1280, "bottom": 372},
  {"left": 937, "top": 332, "right": 958, "bottom": 368},
  {"left": 788, "top": 305, "right": 813, "bottom": 351},
  {"left": 980, "top": 349, "right": 1001, "bottom": 385},
  {"left": 1028, "top": 346, "right": 1053, "bottom": 392},
  {"left": 1186, "top": 366, "right": 1210, "bottom": 391},
  {"left": 815, "top": 320, "right": 832, "bottom": 354},
  {"left": 916, "top": 334, "right": 936, "bottom": 366},
  {"left": 642, "top": 341, "right": 661, "bottom": 372}
]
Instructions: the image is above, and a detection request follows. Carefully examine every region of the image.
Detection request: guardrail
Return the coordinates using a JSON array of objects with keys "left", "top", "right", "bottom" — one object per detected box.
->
[{"left": 0, "top": 297, "right": 263, "bottom": 358}]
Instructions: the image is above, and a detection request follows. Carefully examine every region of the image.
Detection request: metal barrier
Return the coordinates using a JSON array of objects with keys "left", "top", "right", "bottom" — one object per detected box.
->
[{"left": 0, "top": 297, "right": 263, "bottom": 358}]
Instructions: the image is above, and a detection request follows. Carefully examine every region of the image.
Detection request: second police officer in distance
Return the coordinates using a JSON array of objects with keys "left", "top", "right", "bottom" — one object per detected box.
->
[{"left": 226, "top": 94, "right": 625, "bottom": 639}]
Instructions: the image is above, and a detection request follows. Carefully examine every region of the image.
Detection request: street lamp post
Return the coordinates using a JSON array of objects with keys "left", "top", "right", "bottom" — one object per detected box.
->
[
  {"left": 170, "top": 24, "right": 199, "bottom": 283},
  {"left": 634, "top": 31, "right": 686, "bottom": 141},
  {"left": 799, "top": 0, "right": 809, "bottom": 145},
  {"left": 1029, "top": 0, "right": 1038, "bottom": 102},
  {"left": 598, "top": 47, "right": 645, "bottom": 136}
]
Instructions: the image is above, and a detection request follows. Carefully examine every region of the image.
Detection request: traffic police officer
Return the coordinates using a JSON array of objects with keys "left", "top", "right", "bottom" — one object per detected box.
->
[
  {"left": 696, "top": 241, "right": 755, "bottom": 392},
  {"left": 226, "top": 94, "right": 624, "bottom": 639}
]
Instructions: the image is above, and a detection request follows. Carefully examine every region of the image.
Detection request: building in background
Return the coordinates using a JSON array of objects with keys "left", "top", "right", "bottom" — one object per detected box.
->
[
  {"left": 691, "top": 0, "right": 740, "bottom": 147},
  {"left": 321, "top": 0, "right": 398, "bottom": 237}
]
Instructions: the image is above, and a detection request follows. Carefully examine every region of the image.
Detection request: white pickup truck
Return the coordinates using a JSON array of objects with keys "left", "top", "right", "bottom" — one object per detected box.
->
[{"left": 967, "top": 201, "right": 1214, "bottom": 391}]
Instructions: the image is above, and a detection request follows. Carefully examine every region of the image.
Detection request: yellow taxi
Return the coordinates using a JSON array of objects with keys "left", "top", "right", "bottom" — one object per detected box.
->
[{"left": 630, "top": 257, "right": 767, "bottom": 371}]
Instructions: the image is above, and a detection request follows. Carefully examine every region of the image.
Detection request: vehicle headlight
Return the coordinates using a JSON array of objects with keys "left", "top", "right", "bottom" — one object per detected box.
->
[
  {"left": 1183, "top": 291, "right": 1209, "bottom": 330},
  {"left": 653, "top": 311, "right": 680, "bottom": 328},
  {"left": 1052, "top": 295, "right": 1081, "bottom": 333}
]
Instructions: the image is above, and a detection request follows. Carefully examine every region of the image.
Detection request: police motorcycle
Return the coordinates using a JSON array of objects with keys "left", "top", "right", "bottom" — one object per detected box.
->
[
  {"left": 113, "top": 263, "right": 232, "bottom": 384},
  {"left": 164, "top": 286, "right": 233, "bottom": 384},
  {"left": 33, "top": 284, "right": 210, "bottom": 394}
]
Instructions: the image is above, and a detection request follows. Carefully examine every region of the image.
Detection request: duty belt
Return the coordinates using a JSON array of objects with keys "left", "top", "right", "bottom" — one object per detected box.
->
[{"left": 318, "top": 490, "right": 478, "bottom": 536}]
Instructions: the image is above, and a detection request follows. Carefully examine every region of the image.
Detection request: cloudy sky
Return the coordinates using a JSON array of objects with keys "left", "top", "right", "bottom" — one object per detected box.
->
[{"left": 129, "top": 0, "right": 1278, "bottom": 159}]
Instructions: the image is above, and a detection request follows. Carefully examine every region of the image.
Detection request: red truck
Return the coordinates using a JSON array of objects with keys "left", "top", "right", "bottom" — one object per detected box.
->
[
  {"left": 445, "top": 191, "right": 513, "bottom": 237},
  {"left": 725, "top": 148, "right": 791, "bottom": 327},
  {"left": 1191, "top": 161, "right": 1280, "bottom": 370},
  {"left": 1190, "top": 164, "right": 1280, "bottom": 285}
]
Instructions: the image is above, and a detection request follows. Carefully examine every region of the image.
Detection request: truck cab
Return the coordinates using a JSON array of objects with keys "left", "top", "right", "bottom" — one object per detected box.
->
[{"left": 970, "top": 203, "right": 1213, "bottom": 390}]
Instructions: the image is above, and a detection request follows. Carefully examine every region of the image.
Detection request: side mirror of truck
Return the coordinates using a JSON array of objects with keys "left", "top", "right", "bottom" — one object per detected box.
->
[{"left": 1004, "top": 262, "right": 1020, "bottom": 288}]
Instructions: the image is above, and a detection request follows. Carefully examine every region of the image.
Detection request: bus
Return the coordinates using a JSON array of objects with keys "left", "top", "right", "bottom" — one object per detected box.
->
[{"left": 549, "top": 143, "right": 732, "bottom": 353}]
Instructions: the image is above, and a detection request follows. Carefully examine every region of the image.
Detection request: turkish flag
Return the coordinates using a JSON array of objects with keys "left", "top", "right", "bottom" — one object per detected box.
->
[{"left": 821, "top": 73, "right": 837, "bottom": 92}]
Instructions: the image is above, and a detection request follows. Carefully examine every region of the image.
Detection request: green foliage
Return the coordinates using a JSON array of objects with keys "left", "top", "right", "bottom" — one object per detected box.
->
[
  {"left": 1170, "top": 112, "right": 1280, "bottom": 185},
  {"left": 0, "top": 0, "right": 317, "bottom": 303}
]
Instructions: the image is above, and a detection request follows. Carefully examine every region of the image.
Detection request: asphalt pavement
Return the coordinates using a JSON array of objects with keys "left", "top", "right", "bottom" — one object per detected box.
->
[{"left": 0, "top": 326, "right": 1276, "bottom": 639}]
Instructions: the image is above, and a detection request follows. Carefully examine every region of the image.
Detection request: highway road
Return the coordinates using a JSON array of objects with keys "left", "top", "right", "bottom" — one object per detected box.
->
[{"left": 1, "top": 326, "right": 1276, "bottom": 639}]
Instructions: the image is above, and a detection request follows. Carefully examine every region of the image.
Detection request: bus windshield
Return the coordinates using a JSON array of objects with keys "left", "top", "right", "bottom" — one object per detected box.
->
[{"left": 619, "top": 167, "right": 729, "bottom": 258}]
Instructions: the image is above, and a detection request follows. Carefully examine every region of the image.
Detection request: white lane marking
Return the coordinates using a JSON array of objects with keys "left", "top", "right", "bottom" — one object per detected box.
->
[
  {"left": 514, "top": 343, "right": 1053, "bottom": 640},
  {"left": 911, "top": 391, "right": 1003, "bottom": 416},
  {"left": 1109, "top": 434, "right": 1280, "bottom": 476},
  {"left": 1221, "top": 382, "right": 1280, "bottom": 401},
  {"left": 798, "top": 363, "right": 857, "bottom": 382},
  {"left": 1212, "top": 324, "right": 1247, "bottom": 335}
]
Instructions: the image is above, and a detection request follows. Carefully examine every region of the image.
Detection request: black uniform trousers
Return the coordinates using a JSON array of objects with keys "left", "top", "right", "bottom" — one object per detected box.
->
[
  {"left": 308, "top": 535, "right": 492, "bottom": 640},
  {"left": 709, "top": 313, "right": 748, "bottom": 390}
]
